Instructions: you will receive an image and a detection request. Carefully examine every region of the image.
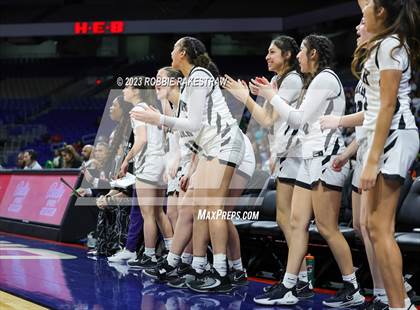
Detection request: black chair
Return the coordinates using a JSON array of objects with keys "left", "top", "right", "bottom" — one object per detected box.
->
[
  {"left": 395, "top": 177, "right": 420, "bottom": 252},
  {"left": 248, "top": 190, "right": 283, "bottom": 238},
  {"left": 233, "top": 175, "right": 273, "bottom": 235}
]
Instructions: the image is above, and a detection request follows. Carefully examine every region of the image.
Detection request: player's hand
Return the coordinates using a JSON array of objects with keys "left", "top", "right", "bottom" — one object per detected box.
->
[
  {"left": 130, "top": 105, "right": 161, "bottom": 126},
  {"left": 118, "top": 160, "right": 129, "bottom": 178},
  {"left": 180, "top": 176, "right": 189, "bottom": 192},
  {"left": 223, "top": 74, "right": 250, "bottom": 104},
  {"left": 250, "top": 76, "right": 276, "bottom": 101},
  {"left": 76, "top": 188, "right": 87, "bottom": 197},
  {"left": 332, "top": 154, "right": 349, "bottom": 172},
  {"left": 96, "top": 195, "right": 108, "bottom": 209},
  {"left": 360, "top": 161, "right": 378, "bottom": 191}
]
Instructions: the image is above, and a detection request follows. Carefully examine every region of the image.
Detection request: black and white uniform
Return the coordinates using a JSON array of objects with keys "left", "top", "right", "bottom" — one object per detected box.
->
[
  {"left": 270, "top": 69, "right": 349, "bottom": 190},
  {"left": 358, "top": 35, "right": 419, "bottom": 183},
  {"left": 268, "top": 71, "right": 304, "bottom": 184},
  {"left": 166, "top": 131, "right": 193, "bottom": 195},
  {"left": 351, "top": 80, "right": 365, "bottom": 192},
  {"left": 131, "top": 102, "right": 166, "bottom": 186},
  {"left": 236, "top": 133, "right": 256, "bottom": 179},
  {"left": 161, "top": 66, "right": 244, "bottom": 167}
]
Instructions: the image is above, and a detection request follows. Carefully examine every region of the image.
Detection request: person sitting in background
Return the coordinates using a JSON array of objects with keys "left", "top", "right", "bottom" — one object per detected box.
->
[
  {"left": 77, "top": 142, "right": 110, "bottom": 196},
  {"left": 52, "top": 149, "right": 63, "bottom": 168},
  {"left": 62, "top": 145, "right": 83, "bottom": 169},
  {"left": 23, "top": 149, "right": 42, "bottom": 170},
  {"left": 16, "top": 152, "right": 25, "bottom": 169},
  {"left": 81, "top": 144, "right": 93, "bottom": 164}
]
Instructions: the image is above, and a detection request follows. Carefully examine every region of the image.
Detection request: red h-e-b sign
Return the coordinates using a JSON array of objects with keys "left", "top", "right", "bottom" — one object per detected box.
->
[{"left": 74, "top": 21, "right": 125, "bottom": 35}]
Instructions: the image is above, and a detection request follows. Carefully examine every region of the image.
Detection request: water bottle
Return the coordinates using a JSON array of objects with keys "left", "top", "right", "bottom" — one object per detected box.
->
[
  {"left": 306, "top": 254, "right": 315, "bottom": 286},
  {"left": 87, "top": 231, "right": 97, "bottom": 249}
]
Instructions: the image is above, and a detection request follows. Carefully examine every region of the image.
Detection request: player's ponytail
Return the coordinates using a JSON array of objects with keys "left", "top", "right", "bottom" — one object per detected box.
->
[{"left": 180, "top": 36, "right": 220, "bottom": 78}]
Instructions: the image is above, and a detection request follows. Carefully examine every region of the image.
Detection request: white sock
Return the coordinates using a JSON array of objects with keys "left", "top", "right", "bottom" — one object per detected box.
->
[
  {"left": 191, "top": 256, "right": 207, "bottom": 274},
  {"left": 166, "top": 252, "right": 180, "bottom": 267},
  {"left": 164, "top": 238, "right": 172, "bottom": 250},
  {"left": 144, "top": 247, "right": 156, "bottom": 262},
  {"left": 389, "top": 308, "right": 406, "bottom": 310},
  {"left": 181, "top": 252, "right": 193, "bottom": 265},
  {"left": 404, "top": 297, "right": 412, "bottom": 309},
  {"left": 298, "top": 270, "right": 308, "bottom": 283},
  {"left": 373, "top": 288, "right": 388, "bottom": 304},
  {"left": 342, "top": 272, "right": 358, "bottom": 289},
  {"left": 213, "top": 253, "right": 227, "bottom": 277},
  {"left": 282, "top": 272, "right": 298, "bottom": 289},
  {"left": 228, "top": 258, "right": 243, "bottom": 271}
]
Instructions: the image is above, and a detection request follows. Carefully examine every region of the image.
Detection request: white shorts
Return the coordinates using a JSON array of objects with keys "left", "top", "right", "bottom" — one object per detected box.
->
[
  {"left": 166, "top": 160, "right": 190, "bottom": 195},
  {"left": 275, "top": 156, "right": 302, "bottom": 185},
  {"left": 351, "top": 151, "right": 363, "bottom": 192},
  {"left": 136, "top": 154, "right": 165, "bottom": 186},
  {"left": 295, "top": 155, "right": 350, "bottom": 191},
  {"left": 195, "top": 124, "right": 245, "bottom": 167},
  {"left": 359, "top": 129, "right": 419, "bottom": 184},
  {"left": 235, "top": 134, "right": 256, "bottom": 179}
]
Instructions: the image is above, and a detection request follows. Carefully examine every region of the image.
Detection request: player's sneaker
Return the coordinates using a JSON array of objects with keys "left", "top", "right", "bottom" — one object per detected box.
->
[{"left": 322, "top": 281, "right": 365, "bottom": 308}]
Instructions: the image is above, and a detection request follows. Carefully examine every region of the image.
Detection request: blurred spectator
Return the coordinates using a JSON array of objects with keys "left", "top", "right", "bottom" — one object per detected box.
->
[
  {"left": 16, "top": 152, "right": 25, "bottom": 169},
  {"left": 81, "top": 144, "right": 93, "bottom": 163},
  {"left": 77, "top": 142, "right": 110, "bottom": 196},
  {"left": 23, "top": 149, "right": 42, "bottom": 170},
  {"left": 62, "top": 145, "right": 83, "bottom": 168},
  {"left": 52, "top": 149, "right": 63, "bottom": 168}
]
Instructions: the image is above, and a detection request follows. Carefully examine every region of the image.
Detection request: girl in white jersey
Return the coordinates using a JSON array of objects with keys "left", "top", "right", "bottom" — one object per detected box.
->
[
  {"left": 320, "top": 2, "right": 413, "bottom": 306},
  {"left": 153, "top": 66, "right": 196, "bottom": 278},
  {"left": 142, "top": 66, "right": 254, "bottom": 289},
  {"left": 131, "top": 37, "right": 245, "bottom": 293},
  {"left": 224, "top": 36, "right": 313, "bottom": 298},
  {"left": 321, "top": 14, "right": 415, "bottom": 310},
  {"left": 120, "top": 79, "right": 173, "bottom": 269},
  {"left": 353, "top": 1, "right": 419, "bottom": 309},
  {"left": 252, "top": 35, "right": 363, "bottom": 307}
]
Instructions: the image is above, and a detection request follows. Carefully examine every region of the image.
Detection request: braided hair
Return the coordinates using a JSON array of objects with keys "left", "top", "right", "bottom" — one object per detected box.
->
[
  {"left": 302, "top": 34, "right": 335, "bottom": 88},
  {"left": 105, "top": 95, "right": 132, "bottom": 178},
  {"left": 179, "top": 37, "right": 220, "bottom": 78}
]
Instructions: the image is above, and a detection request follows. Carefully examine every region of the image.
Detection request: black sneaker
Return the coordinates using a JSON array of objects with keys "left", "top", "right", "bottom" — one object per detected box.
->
[
  {"left": 228, "top": 269, "right": 248, "bottom": 286},
  {"left": 322, "top": 281, "right": 365, "bottom": 308},
  {"left": 127, "top": 254, "right": 157, "bottom": 270},
  {"left": 296, "top": 280, "right": 314, "bottom": 299},
  {"left": 143, "top": 260, "right": 178, "bottom": 281},
  {"left": 177, "top": 262, "right": 191, "bottom": 276},
  {"left": 167, "top": 265, "right": 202, "bottom": 289},
  {"left": 157, "top": 249, "right": 169, "bottom": 264},
  {"left": 366, "top": 297, "right": 389, "bottom": 310},
  {"left": 254, "top": 283, "right": 299, "bottom": 306},
  {"left": 187, "top": 269, "right": 233, "bottom": 293},
  {"left": 263, "top": 282, "right": 281, "bottom": 293}
]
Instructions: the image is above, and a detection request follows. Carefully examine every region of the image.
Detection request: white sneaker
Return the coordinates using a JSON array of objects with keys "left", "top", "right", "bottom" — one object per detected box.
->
[{"left": 107, "top": 248, "right": 136, "bottom": 263}]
